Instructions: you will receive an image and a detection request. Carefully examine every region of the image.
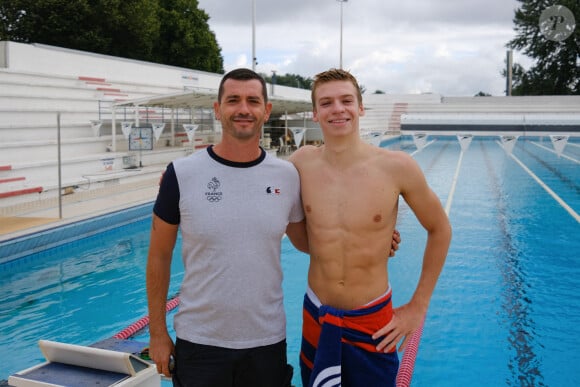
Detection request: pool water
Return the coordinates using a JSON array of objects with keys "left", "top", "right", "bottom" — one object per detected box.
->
[{"left": 1, "top": 136, "right": 579, "bottom": 386}]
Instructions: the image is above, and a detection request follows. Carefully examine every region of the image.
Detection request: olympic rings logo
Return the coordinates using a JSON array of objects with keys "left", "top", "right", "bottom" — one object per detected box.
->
[{"left": 205, "top": 192, "right": 223, "bottom": 203}]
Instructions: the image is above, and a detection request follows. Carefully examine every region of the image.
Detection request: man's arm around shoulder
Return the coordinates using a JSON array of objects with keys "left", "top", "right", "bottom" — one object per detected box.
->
[{"left": 286, "top": 219, "right": 309, "bottom": 253}]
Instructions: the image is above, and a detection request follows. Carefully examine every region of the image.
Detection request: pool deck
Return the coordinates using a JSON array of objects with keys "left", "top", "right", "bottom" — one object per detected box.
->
[
  {"left": 0, "top": 177, "right": 160, "bottom": 242},
  {"left": 0, "top": 149, "right": 289, "bottom": 243}
]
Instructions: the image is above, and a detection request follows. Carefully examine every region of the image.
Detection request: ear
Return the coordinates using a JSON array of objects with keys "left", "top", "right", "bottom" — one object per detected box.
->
[
  {"left": 359, "top": 103, "right": 365, "bottom": 117},
  {"left": 264, "top": 101, "right": 273, "bottom": 120},
  {"left": 312, "top": 108, "right": 319, "bottom": 123},
  {"left": 213, "top": 101, "right": 221, "bottom": 120}
]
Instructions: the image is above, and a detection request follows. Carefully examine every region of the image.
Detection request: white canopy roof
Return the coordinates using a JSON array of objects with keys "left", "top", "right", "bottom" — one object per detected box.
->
[{"left": 114, "top": 89, "right": 312, "bottom": 117}]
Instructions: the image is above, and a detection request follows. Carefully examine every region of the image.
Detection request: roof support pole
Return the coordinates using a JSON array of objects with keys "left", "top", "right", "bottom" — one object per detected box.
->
[
  {"left": 112, "top": 107, "right": 117, "bottom": 152},
  {"left": 171, "top": 108, "right": 176, "bottom": 147}
]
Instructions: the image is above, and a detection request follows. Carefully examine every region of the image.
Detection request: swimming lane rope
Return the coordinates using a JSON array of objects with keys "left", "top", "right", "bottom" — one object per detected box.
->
[
  {"left": 112, "top": 295, "right": 180, "bottom": 340},
  {"left": 114, "top": 294, "right": 420, "bottom": 384},
  {"left": 395, "top": 320, "right": 425, "bottom": 387}
]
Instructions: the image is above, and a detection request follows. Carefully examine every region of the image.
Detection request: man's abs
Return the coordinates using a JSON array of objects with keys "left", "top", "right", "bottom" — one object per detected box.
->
[{"left": 307, "top": 252, "right": 390, "bottom": 310}]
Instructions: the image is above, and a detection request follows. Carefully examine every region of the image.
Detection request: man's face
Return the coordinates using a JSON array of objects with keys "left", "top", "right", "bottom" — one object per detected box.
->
[
  {"left": 214, "top": 78, "right": 272, "bottom": 141},
  {"left": 312, "top": 80, "right": 364, "bottom": 137}
]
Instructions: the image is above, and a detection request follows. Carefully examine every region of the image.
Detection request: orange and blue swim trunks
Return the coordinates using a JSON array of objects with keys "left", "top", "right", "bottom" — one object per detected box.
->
[{"left": 299, "top": 287, "right": 399, "bottom": 387}]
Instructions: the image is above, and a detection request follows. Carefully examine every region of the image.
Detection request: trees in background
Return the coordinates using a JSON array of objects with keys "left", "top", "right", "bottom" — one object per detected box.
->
[
  {"left": 7, "top": 0, "right": 578, "bottom": 95},
  {"left": 0, "top": 0, "right": 224, "bottom": 73},
  {"left": 155, "top": 0, "right": 223, "bottom": 72},
  {"left": 507, "top": 0, "right": 579, "bottom": 95},
  {"left": 262, "top": 73, "right": 313, "bottom": 91}
]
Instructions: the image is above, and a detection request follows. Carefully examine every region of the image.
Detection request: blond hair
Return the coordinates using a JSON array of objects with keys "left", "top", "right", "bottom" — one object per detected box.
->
[{"left": 311, "top": 68, "right": 363, "bottom": 107}]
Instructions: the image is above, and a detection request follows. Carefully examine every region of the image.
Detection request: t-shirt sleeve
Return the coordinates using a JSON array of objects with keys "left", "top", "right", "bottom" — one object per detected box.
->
[
  {"left": 153, "top": 162, "right": 180, "bottom": 225},
  {"left": 289, "top": 170, "right": 305, "bottom": 223}
]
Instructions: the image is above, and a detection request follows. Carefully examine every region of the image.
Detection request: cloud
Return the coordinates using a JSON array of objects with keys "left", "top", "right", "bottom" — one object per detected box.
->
[{"left": 198, "top": 0, "right": 525, "bottom": 96}]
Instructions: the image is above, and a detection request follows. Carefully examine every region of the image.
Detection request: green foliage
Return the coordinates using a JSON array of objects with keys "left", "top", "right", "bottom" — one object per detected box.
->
[
  {"left": 263, "top": 73, "right": 313, "bottom": 90},
  {"left": 507, "top": 0, "right": 579, "bottom": 95},
  {"left": 155, "top": 0, "right": 223, "bottom": 72},
  {"left": 0, "top": 0, "right": 224, "bottom": 73}
]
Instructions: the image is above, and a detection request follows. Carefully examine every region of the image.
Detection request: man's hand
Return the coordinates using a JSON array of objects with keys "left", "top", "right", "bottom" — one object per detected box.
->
[
  {"left": 372, "top": 302, "right": 425, "bottom": 353},
  {"left": 149, "top": 333, "right": 175, "bottom": 377},
  {"left": 389, "top": 229, "right": 401, "bottom": 257}
]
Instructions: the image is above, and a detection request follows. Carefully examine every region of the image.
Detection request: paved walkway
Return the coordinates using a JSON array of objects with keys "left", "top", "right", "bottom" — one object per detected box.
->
[{"left": 0, "top": 177, "right": 160, "bottom": 241}]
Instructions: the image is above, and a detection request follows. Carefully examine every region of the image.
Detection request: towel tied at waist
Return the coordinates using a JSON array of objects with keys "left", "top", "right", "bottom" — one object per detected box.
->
[{"left": 300, "top": 287, "right": 399, "bottom": 387}]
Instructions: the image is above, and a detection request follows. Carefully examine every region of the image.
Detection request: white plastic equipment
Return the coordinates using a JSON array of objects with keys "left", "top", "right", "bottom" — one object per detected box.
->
[{"left": 9, "top": 340, "right": 160, "bottom": 387}]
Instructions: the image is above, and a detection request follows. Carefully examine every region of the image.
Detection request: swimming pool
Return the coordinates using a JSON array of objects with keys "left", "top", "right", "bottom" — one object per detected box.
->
[{"left": 1, "top": 135, "right": 578, "bottom": 386}]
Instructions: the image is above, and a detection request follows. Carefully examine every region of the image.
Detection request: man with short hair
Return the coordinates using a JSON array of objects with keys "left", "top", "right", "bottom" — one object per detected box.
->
[
  {"left": 146, "top": 68, "right": 308, "bottom": 387},
  {"left": 292, "top": 68, "right": 451, "bottom": 386}
]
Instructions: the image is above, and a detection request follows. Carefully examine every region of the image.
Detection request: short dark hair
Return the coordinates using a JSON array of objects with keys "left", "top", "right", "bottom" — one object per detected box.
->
[
  {"left": 218, "top": 68, "right": 268, "bottom": 104},
  {"left": 311, "top": 68, "right": 363, "bottom": 107}
]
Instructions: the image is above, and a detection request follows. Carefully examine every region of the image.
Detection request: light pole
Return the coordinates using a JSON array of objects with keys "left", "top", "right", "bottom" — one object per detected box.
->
[
  {"left": 337, "top": 0, "right": 348, "bottom": 69},
  {"left": 252, "top": 0, "right": 257, "bottom": 71},
  {"left": 271, "top": 70, "right": 277, "bottom": 95},
  {"left": 506, "top": 50, "right": 513, "bottom": 96}
]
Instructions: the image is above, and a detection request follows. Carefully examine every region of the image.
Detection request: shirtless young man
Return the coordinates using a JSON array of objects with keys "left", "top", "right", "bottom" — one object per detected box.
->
[{"left": 291, "top": 69, "right": 451, "bottom": 386}]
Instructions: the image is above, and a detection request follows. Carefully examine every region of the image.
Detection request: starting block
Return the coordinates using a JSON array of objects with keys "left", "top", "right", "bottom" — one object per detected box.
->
[{"left": 9, "top": 340, "right": 160, "bottom": 387}]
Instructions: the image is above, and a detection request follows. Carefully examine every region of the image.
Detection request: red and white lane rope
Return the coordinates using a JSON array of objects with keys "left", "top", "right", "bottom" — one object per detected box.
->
[
  {"left": 395, "top": 319, "right": 425, "bottom": 387},
  {"left": 112, "top": 296, "right": 180, "bottom": 340}
]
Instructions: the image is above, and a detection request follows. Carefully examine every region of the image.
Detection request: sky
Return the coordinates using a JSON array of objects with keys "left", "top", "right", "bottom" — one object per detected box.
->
[{"left": 196, "top": 0, "right": 534, "bottom": 97}]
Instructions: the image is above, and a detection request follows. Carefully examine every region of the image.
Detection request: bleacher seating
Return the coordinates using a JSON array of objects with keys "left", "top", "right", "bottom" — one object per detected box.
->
[{"left": 0, "top": 42, "right": 206, "bottom": 210}]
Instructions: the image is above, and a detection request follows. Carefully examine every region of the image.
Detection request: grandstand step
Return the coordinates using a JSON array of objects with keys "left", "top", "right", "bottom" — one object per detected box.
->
[
  {"left": 0, "top": 186, "right": 43, "bottom": 199},
  {"left": 103, "top": 92, "right": 129, "bottom": 97},
  {"left": 85, "top": 81, "right": 112, "bottom": 86},
  {"left": 139, "top": 114, "right": 163, "bottom": 117},
  {"left": 78, "top": 76, "right": 107, "bottom": 83},
  {"left": 97, "top": 87, "right": 122, "bottom": 93},
  {"left": 0, "top": 177, "right": 26, "bottom": 184}
]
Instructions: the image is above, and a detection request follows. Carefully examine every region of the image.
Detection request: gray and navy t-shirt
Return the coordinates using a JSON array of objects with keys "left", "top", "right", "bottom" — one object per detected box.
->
[{"left": 154, "top": 146, "right": 304, "bottom": 349}]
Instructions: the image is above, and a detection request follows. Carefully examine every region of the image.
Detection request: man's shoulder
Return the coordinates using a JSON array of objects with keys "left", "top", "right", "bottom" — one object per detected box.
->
[
  {"left": 264, "top": 152, "right": 300, "bottom": 175},
  {"left": 289, "top": 145, "right": 320, "bottom": 164},
  {"left": 363, "top": 147, "right": 418, "bottom": 180},
  {"left": 265, "top": 152, "right": 295, "bottom": 167},
  {"left": 174, "top": 148, "right": 207, "bottom": 166},
  {"left": 374, "top": 147, "right": 413, "bottom": 163}
]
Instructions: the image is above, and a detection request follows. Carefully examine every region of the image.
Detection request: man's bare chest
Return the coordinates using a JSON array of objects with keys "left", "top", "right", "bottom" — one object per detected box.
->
[{"left": 302, "top": 173, "right": 398, "bottom": 228}]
